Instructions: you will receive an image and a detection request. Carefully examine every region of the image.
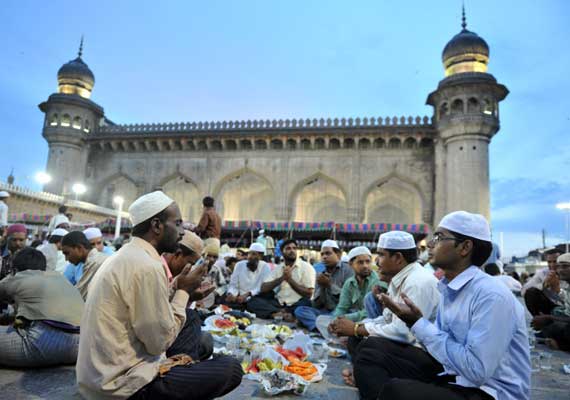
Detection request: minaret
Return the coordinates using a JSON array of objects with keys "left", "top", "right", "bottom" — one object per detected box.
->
[
  {"left": 39, "top": 38, "right": 104, "bottom": 195},
  {"left": 427, "top": 8, "right": 508, "bottom": 223}
]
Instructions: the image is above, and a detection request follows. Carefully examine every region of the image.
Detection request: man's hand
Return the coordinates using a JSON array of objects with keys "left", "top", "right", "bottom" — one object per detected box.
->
[
  {"left": 317, "top": 273, "right": 332, "bottom": 288},
  {"left": 532, "top": 314, "right": 554, "bottom": 330},
  {"left": 176, "top": 262, "right": 208, "bottom": 294},
  {"left": 544, "top": 271, "right": 560, "bottom": 294},
  {"left": 190, "top": 282, "right": 216, "bottom": 301},
  {"left": 236, "top": 292, "right": 251, "bottom": 304},
  {"left": 380, "top": 293, "right": 423, "bottom": 328},
  {"left": 225, "top": 294, "right": 237, "bottom": 303},
  {"left": 283, "top": 265, "right": 294, "bottom": 283},
  {"left": 328, "top": 317, "right": 356, "bottom": 337}
]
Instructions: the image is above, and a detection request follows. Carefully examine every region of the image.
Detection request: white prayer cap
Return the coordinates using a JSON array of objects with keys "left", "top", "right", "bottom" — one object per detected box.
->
[
  {"left": 347, "top": 246, "right": 372, "bottom": 262},
  {"left": 259, "top": 229, "right": 265, "bottom": 234},
  {"left": 249, "top": 242, "right": 265, "bottom": 254},
  {"left": 321, "top": 239, "right": 340, "bottom": 251},
  {"left": 558, "top": 253, "right": 570, "bottom": 264},
  {"left": 377, "top": 231, "right": 416, "bottom": 250},
  {"left": 128, "top": 191, "right": 174, "bottom": 226},
  {"left": 438, "top": 211, "right": 491, "bottom": 242},
  {"left": 341, "top": 254, "right": 349, "bottom": 263},
  {"left": 0, "top": 191, "right": 10, "bottom": 198},
  {"left": 51, "top": 228, "right": 69, "bottom": 237},
  {"left": 83, "top": 227, "right": 103, "bottom": 240}
]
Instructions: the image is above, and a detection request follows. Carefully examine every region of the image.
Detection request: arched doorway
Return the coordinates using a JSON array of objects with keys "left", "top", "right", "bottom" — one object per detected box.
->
[
  {"left": 216, "top": 172, "right": 276, "bottom": 221},
  {"left": 162, "top": 176, "right": 201, "bottom": 223},
  {"left": 292, "top": 176, "right": 347, "bottom": 222}
]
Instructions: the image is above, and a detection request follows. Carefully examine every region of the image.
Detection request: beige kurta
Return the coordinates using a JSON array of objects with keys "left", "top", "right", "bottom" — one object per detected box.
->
[
  {"left": 76, "top": 248, "right": 109, "bottom": 301},
  {"left": 76, "top": 237, "right": 189, "bottom": 399},
  {"left": 266, "top": 259, "right": 316, "bottom": 306}
]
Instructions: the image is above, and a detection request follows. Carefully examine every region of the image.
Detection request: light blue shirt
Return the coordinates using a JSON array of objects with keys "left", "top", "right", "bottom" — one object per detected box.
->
[
  {"left": 411, "top": 266, "right": 530, "bottom": 400},
  {"left": 102, "top": 246, "right": 114, "bottom": 256},
  {"left": 63, "top": 262, "right": 84, "bottom": 285}
]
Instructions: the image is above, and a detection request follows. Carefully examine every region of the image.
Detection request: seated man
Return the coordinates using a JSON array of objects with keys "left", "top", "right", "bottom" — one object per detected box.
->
[
  {"left": 324, "top": 246, "right": 380, "bottom": 331},
  {"left": 484, "top": 263, "right": 522, "bottom": 294},
  {"left": 196, "top": 239, "right": 229, "bottom": 309},
  {"left": 532, "top": 253, "right": 570, "bottom": 352},
  {"left": 376, "top": 211, "right": 530, "bottom": 400},
  {"left": 224, "top": 243, "right": 271, "bottom": 310},
  {"left": 37, "top": 228, "right": 69, "bottom": 273},
  {"left": 61, "top": 231, "right": 109, "bottom": 300},
  {"left": 295, "top": 239, "right": 354, "bottom": 330},
  {"left": 0, "top": 247, "right": 84, "bottom": 367},
  {"left": 522, "top": 249, "right": 566, "bottom": 315},
  {"left": 248, "top": 239, "right": 315, "bottom": 320},
  {"left": 162, "top": 230, "right": 216, "bottom": 361},
  {"left": 77, "top": 191, "right": 243, "bottom": 399},
  {"left": 330, "top": 231, "right": 439, "bottom": 390},
  {"left": 83, "top": 227, "right": 114, "bottom": 255}
]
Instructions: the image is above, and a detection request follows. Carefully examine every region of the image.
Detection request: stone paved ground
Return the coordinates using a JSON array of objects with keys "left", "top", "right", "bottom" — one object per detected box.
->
[{"left": 1, "top": 342, "right": 569, "bottom": 399}]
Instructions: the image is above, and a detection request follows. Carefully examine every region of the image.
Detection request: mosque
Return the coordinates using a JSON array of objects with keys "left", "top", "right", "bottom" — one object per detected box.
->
[{"left": 39, "top": 12, "right": 508, "bottom": 232}]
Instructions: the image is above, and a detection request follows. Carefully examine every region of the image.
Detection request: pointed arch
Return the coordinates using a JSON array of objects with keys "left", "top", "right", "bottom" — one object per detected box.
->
[
  {"left": 361, "top": 173, "right": 426, "bottom": 224},
  {"left": 160, "top": 173, "right": 202, "bottom": 223},
  {"left": 213, "top": 168, "right": 275, "bottom": 221},
  {"left": 98, "top": 172, "right": 138, "bottom": 209},
  {"left": 290, "top": 172, "right": 348, "bottom": 222}
]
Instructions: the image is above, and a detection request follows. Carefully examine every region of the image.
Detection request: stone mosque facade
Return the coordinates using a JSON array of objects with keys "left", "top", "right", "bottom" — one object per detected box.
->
[{"left": 39, "top": 16, "right": 508, "bottom": 228}]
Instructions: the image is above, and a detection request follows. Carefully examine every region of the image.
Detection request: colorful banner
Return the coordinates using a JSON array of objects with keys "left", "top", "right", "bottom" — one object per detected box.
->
[{"left": 222, "top": 220, "right": 429, "bottom": 234}]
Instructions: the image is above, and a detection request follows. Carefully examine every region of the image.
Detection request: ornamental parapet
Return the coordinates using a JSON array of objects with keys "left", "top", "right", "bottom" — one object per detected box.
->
[{"left": 95, "top": 115, "right": 434, "bottom": 137}]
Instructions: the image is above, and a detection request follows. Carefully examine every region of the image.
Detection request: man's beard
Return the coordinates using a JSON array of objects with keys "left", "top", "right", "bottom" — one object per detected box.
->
[
  {"left": 247, "top": 259, "right": 259, "bottom": 270},
  {"left": 284, "top": 254, "right": 297, "bottom": 264},
  {"left": 157, "top": 232, "right": 179, "bottom": 254}
]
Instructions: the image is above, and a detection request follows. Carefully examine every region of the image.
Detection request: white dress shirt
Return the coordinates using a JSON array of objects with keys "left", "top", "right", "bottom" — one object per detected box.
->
[
  {"left": 227, "top": 260, "right": 270, "bottom": 297},
  {"left": 363, "top": 262, "right": 440, "bottom": 346}
]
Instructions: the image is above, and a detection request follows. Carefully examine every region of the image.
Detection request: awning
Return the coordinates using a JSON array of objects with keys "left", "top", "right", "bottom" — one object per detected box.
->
[{"left": 222, "top": 220, "right": 429, "bottom": 234}]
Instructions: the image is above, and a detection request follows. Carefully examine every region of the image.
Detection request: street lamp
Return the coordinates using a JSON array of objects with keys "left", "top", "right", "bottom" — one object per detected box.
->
[
  {"left": 35, "top": 172, "right": 52, "bottom": 185},
  {"left": 556, "top": 202, "right": 570, "bottom": 253},
  {"left": 72, "top": 183, "right": 87, "bottom": 200},
  {"left": 113, "top": 196, "right": 124, "bottom": 240}
]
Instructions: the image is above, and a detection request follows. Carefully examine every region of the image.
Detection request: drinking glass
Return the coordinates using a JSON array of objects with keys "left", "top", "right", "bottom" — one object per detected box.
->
[
  {"left": 539, "top": 352, "right": 552, "bottom": 370},
  {"left": 530, "top": 351, "right": 540, "bottom": 372},
  {"left": 528, "top": 329, "right": 536, "bottom": 349}
]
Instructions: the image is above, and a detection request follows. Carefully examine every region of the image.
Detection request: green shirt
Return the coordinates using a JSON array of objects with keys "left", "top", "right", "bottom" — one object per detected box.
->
[{"left": 333, "top": 271, "right": 380, "bottom": 322}]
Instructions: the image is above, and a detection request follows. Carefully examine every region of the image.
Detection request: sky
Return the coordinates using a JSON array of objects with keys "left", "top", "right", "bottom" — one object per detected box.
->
[{"left": 0, "top": 0, "right": 569, "bottom": 257}]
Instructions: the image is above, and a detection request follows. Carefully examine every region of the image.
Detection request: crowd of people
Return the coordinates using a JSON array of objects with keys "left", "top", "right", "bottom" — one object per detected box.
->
[{"left": 0, "top": 191, "right": 569, "bottom": 400}]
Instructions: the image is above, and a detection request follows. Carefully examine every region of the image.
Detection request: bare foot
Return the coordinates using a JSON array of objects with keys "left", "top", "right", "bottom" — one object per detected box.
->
[
  {"left": 545, "top": 338, "right": 560, "bottom": 350},
  {"left": 342, "top": 368, "right": 355, "bottom": 386}
]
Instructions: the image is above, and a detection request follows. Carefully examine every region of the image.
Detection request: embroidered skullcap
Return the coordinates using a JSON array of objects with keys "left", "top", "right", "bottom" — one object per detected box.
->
[
  {"left": 249, "top": 242, "right": 265, "bottom": 254},
  {"left": 557, "top": 253, "right": 570, "bottom": 264},
  {"left": 128, "top": 191, "right": 174, "bottom": 227},
  {"left": 203, "top": 238, "right": 220, "bottom": 256},
  {"left": 7, "top": 224, "right": 27, "bottom": 235},
  {"left": 438, "top": 211, "right": 491, "bottom": 242},
  {"left": 321, "top": 239, "right": 339, "bottom": 251},
  {"left": 347, "top": 246, "right": 372, "bottom": 261},
  {"left": 259, "top": 229, "right": 265, "bottom": 234},
  {"left": 0, "top": 191, "right": 10, "bottom": 198},
  {"left": 51, "top": 228, "right": 69, "bottom": 237},
  {"left": 83, "top": 227, "right": 103, "bottom": 240},
  {"left": 378, "top": 231, "right": 416, "bottom": 250},
  {"left": 179, "top": 230, "right": 203, "bottom": 255}
]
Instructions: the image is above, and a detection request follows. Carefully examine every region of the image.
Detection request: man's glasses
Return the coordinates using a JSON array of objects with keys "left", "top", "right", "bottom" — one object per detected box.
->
[{"left": 428, "top": 233, "right": 464, "bottom": 245}]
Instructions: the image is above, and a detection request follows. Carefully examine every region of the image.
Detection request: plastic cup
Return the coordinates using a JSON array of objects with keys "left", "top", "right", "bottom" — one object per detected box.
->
[
  {"left": 530, "top": 351, "right": 540, "bottom": 372},
  {"left": 528, "top": 329, "right": 536, "bottom": 349},
  {"left": 540, "top": 352, "right": 552, "bottom": 370}
]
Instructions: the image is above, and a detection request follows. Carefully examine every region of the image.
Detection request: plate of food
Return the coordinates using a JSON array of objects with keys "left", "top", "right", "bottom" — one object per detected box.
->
[{"left": 328, "top": 347, "right": 347, "bottom": 358}]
